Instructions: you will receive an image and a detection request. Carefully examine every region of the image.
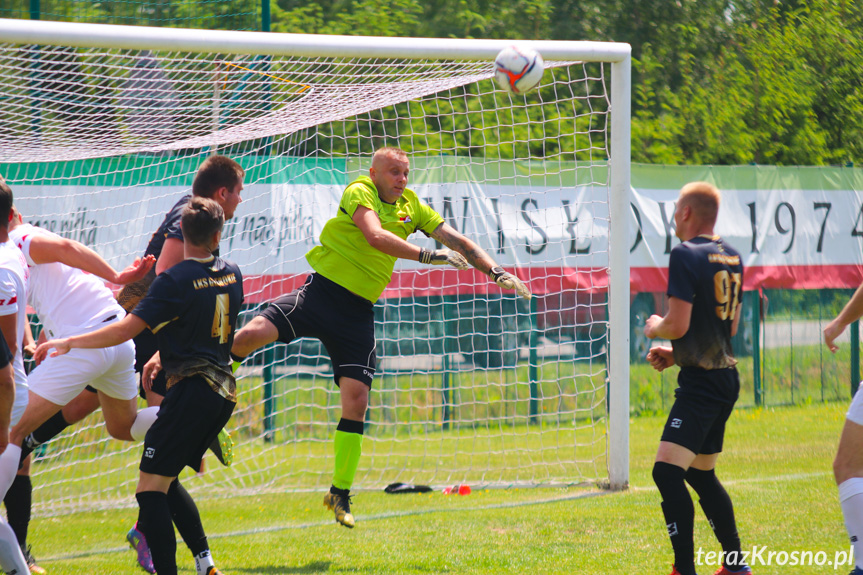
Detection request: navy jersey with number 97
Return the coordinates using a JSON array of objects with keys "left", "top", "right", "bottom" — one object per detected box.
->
[
  {"left": 667, "top": 236, "right": 743, "bottom": 370},
  {"left": 132, "top": 256, "right": 244, "bottom": 396}
]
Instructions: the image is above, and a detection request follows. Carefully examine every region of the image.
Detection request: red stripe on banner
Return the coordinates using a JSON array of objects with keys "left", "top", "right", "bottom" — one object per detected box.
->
[
  {"left": 631, "top": 264, "right": 863, "bottom": 293},
  {"left": 239, "top": 264, "right": 863, "bottom": 304},
  {"left": 239, "top": 268, "right": 612, "bottom": 303}
]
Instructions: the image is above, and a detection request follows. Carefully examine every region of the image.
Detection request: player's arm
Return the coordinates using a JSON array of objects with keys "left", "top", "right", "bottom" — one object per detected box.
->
[
  {"left": 155, "top": 237, "right": 184, "bottom": 275},
  {"left": 825, "top": 283, "right": 863, "bottom": 353},
  {"left": 646, "top": 345, "right": 675, "bottom": 371},
  {"left": 0, "top": 313, "right": 19, "bottom": 360},
  {"left": 34, "top": 314, "right": 147, "bottom": 362},
  {"left": 0, "top": 361, "right": 11, "bottom": 452},
  {"left": 27, "top": 234, "right": 155, "bottom": 284},
  {"left": 644, "top": 296, "right": 692, "bottom": 340},
  {"left": 730, "top": 300, "right": 742, "bottom": 338},
  {"left": 0, "top": 328, "right": 14, "bottom": 452},
  {"left": 351, "top": 206, "right": 468, "bottom": 269},
  {"left": 22, "top": 317, "right": 35, "bottom": 358},
  {"left": 430, "top": 222, "right": 531, "bottom": 299}
]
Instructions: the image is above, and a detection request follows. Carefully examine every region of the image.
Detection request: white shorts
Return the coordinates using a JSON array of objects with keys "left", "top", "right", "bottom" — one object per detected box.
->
[
  {"left": 29, "top": 340, "right": 137, "bottom": 406},
  {"left": 848, "top": 382, "right": 863, "bottom": 426}
]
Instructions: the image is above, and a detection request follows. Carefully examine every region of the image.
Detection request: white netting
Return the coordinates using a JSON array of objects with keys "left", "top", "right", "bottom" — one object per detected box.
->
[{"left": 0, "top": 38, "right": 616, "bottom": 516}]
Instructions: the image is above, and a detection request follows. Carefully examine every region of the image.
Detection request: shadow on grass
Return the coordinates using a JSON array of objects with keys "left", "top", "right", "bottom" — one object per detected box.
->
[{"left": 231, "top": 561, "right": 332, "bottom": 573}]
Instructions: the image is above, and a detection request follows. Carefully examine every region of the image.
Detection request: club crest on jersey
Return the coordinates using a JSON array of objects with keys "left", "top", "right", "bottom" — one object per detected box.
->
[{"left": 399, "top": 215, "right": 411, "bottom": 223}]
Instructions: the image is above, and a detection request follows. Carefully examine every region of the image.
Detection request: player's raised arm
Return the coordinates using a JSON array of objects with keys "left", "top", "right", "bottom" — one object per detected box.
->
[
  {"left": 155, "top": 237, "right": 184, "bottom": 275},
  {"left": 34, "top": 314, "right": 148, "bottom": 362},
  {"left": 429, "top": 222, "right": 531, "bottom": 299},
  {"left": 22, "top": 227, "right": 155, "bottom": 285}
]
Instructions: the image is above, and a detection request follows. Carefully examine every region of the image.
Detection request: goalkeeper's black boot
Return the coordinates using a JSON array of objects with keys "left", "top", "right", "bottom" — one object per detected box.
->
[{"left": 323, "top": 486, "right": 355, "bottom": 528}]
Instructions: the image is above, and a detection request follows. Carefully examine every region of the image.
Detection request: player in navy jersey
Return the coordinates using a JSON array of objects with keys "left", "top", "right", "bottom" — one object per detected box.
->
[
  {"left": 36, "top": 197, "right": 242, "bottom": 575},
  {"left": 19, "top": 155, "right": 243, "bottom": 573},
  {"left": 643, "top": 182, "right": 752, "bottom": 575}
]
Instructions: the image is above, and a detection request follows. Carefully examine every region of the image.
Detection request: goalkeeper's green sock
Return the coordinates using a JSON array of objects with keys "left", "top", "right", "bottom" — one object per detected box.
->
[{"left": 332, "top": 418, "right": 364, "bottom": 490}]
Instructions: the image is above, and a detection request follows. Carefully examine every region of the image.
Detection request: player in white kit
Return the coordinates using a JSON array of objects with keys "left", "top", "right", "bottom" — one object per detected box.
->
[
  {"left": 0, "top": 206, "right": 158, "bottom": 573},
  {"left": 2, "top": 212, "right": 158, "bottom": 446},
  {"left": 0, "top": 180, "right": 33, "bottom": 575}
]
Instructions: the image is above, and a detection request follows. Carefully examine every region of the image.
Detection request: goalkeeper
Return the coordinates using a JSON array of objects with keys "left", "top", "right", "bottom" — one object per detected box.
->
[{"left": 230, "top": 146, "right": 530, "bottom": 529}]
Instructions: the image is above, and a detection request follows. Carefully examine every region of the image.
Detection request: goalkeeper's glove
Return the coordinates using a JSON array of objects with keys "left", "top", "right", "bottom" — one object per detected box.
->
[
  {"left": 489, "top": 267, "right": 531, "bottom": 299},
  {"left": 418, "top": 248, "right": 470, "bottom": 270}
]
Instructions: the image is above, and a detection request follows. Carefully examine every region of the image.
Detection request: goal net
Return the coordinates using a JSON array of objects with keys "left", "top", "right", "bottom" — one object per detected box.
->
[{"left": 0, "top": 19, "right": 630, "bottom": 516}]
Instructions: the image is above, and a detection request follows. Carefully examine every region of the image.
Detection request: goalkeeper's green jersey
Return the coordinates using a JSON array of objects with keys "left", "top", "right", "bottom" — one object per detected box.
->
[{"left": 306, "top": 175, "right": 444, "bottom": 302}]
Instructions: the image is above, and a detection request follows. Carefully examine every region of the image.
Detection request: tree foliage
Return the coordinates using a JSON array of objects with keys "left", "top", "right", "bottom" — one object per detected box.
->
[
  {"left": 269, "top": 0, "right": 862, "bottom": 166},
  {"left": 6, "top": 0, "right": 861, "bottom": 165}
]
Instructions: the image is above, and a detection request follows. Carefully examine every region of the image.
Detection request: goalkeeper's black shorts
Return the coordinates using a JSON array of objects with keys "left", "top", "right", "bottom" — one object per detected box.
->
[{"left": 258, "top": 273, "right": 376, "bottom": 387}]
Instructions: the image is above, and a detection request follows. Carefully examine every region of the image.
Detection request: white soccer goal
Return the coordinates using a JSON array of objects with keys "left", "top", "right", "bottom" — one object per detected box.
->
[{"left": 0, "top": 18, "right": 630, "bottom": 516}]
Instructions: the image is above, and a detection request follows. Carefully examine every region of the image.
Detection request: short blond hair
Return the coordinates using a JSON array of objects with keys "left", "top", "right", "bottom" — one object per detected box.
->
[
  {"left": 372, "top": 147, "right": 408, "bottom": 163},
  {"left": 679, "top": 181, "right": 720, "bottom": 225}
]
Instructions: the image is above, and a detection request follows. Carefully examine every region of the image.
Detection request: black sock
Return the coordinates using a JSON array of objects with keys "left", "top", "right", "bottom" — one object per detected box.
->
[
  {"left": 686, "top": 467, "right": 744, "bottom": 570},
  {"left": 653, "top": 462, "right": 696, "bottom": 575},
  {"left": 136, "top": 491, "right": 177, "bottom": 575},
  {"left": 32, "top": 410, "right": 70, "bottom": 445},
  {"left": 3, "top": 475, "right": 31, "bottom": 548},
  {"left": 167, "top": 479, "right": 209, "bottom": 557}
]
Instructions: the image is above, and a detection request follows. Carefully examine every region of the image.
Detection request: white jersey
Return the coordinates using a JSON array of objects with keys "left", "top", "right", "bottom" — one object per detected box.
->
[
  {"left": 0, "top": 238, "right": 30, "bottom": 424},
  {"left": 10, "top": 224, "right": 124, "bottom": 339}
]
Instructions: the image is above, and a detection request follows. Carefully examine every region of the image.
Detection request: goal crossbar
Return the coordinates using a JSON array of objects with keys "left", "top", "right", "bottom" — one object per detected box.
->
[{"left": 0, "top": 18, "right": 630, "bottom": 62}]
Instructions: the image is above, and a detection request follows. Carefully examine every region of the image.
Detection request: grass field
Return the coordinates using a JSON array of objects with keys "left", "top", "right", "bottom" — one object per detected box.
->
[{"left": 30, "top": 401, "right": 850, "bottom": 574}]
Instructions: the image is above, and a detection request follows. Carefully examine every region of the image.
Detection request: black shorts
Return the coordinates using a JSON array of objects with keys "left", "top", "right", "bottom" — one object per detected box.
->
[
  {"left": 660, "top": 366, "right": 740, "bottom": 455},
  {"left": 258, "top": 273, "right": 376, "bottom": 387},
  {"left": 135, "top": 330, "right": 168, "bottom": 398},
  {"left": 139, "top": 376, "right": 234, "bottom": 477}
]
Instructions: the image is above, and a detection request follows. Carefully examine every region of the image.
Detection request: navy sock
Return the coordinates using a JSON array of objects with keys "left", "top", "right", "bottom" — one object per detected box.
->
[
  {"left": 653, "top": 462, "right": 696, "bottom": 575},
  {"left": 3, "top": 475, "right": 31, "bottom": 547},
  {"left": 136, "top": 491, "right": 177, "bottom": 575},
  {"left": 686, "top": 467, "right": 744, "bottom": 571},
  {"left": 167, "top": 479, "right": 209, "bottom": 557},
  {"left": 32, "top": 410, "right": 70, "bottom": 445}
]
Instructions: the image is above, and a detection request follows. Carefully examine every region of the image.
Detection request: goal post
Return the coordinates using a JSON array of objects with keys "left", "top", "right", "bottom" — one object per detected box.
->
[{"left": 0, "top": 18, "right": 630, "bottom": 515}]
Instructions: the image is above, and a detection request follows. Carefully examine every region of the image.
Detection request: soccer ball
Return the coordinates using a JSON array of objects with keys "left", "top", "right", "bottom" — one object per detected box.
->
[{"left": 494, "top": 46, "right": 545, "bottom": 94}]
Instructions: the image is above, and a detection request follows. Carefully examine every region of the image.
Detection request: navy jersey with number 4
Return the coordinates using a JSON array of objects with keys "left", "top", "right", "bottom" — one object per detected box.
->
[
  {"left": 132, "top": 256, "right": 243, "bottom": 400},
  {"left": 667, "top": 236, "right": 744, "bottom": 370}
]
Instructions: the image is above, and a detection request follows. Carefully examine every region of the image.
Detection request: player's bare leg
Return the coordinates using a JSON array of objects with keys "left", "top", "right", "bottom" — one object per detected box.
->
[
  {"left": 231, "top": 315, "right": 279, "bottom": 359},
  {"left": 324, "top": 376, "right": 368, "bottom": 529},
  {"left": 835, "top": 419, "right": 863, "bottom": 574},
  {"left": 98, "top": 392, "right": 158, "bottom": 442},
  {"left": 20, "top": 388, "right": 103, "bottom": 461}
]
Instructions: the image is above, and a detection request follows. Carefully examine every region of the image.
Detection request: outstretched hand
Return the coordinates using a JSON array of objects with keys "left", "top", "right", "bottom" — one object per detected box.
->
[
  {"left": 34, "top": 338, "right": 71, "bottom": 363},
  {"left": 115, "top": 255, "right": 156, "bottom": 285},
  {"left": 419, "top": 248, "right": 470, "bottom": 270},
  {"left": 490, "top": 267, "right": 531, "bottom": 299}
]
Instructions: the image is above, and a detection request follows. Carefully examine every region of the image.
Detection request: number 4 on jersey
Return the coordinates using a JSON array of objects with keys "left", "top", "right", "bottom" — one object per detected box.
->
[{"left": 211, "top": 293, "right": 231, "bottom": 343}]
